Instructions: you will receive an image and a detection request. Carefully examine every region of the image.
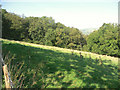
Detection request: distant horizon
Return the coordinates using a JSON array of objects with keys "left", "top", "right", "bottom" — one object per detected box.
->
[{"left": 1, "top": 0, "right": 118, "bottom": 29}]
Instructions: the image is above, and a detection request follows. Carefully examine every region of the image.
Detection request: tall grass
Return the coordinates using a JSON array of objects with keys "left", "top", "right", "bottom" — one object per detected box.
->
[{"left": 2, "top": 51, "right": 26, "bottom": 88}]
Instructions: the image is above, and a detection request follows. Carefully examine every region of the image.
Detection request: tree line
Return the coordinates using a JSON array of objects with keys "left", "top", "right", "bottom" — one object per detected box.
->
[{"left": 2, "top": 9, "right": 119, "bottom": 57}]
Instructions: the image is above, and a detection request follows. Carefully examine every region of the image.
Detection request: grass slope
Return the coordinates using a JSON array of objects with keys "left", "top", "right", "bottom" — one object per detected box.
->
[{"left": 1, "top": 39, "right": 119, "bottom": 88}]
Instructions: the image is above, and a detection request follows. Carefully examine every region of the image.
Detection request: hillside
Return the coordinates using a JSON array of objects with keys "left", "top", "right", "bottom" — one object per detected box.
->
[
  {"left": 1, "top": 39, "right": 119, "bottom": 88},
  {"left": 2, "top": 9, "right": 119, "bottom": 58},
  {"left": 80, "top": 28, "right": 97, "bottom": 35}
]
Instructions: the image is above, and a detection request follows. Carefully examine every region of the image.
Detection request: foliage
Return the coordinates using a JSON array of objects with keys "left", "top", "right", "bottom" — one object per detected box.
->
[
  {"left": 2, "top": 9, "right": 86, "bottom": 51},
  {"left": 2, "top": 9, "right": 119, "bottom": 57},
  {"left": 84, "top": 23, "right": 119, "bottom": 57},
  {"left": 2, "top": 9, "right": 26, "bottom": 41}
]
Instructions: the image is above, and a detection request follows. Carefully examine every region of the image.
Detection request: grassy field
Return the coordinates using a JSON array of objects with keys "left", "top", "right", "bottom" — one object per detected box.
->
[{"left": 1, "top": 39, "right": 119, "bottom": 88}]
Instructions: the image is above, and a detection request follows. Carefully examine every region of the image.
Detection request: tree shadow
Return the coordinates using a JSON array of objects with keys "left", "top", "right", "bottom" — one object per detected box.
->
[{"left": 2, "top": 42, "right": 118, "bottom": 88}]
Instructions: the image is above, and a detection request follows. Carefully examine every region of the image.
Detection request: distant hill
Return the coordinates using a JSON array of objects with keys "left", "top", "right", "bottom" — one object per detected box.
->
[{"left": 80, "top": 28, "right": 97, "bottom": 35}]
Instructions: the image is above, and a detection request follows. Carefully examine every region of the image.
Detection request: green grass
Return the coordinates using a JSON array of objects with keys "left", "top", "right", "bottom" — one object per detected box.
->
[{"left": 1, "top": 39, "right": 119, "bottom": 88}]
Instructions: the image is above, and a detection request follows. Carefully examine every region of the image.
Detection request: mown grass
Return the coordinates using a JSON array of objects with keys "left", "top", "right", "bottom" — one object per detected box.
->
[{"left": 1, "top": 39, "right": 119, "bottom": 88}]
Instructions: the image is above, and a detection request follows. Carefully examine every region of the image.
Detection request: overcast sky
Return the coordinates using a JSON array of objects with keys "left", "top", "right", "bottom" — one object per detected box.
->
[{"left": 1, "top": 0, "right": 119, "bottom": 29}]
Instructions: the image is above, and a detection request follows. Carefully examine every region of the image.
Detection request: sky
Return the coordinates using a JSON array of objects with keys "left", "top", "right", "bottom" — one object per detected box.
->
[{"left": 1, "top": 0, "right": 119, "bottom": 29}]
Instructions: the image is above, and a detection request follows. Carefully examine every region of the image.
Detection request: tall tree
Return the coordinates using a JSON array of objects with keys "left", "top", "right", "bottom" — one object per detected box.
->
[
  {"left": 2, "top": 9, "right": 26, "bottom": 40},
  {"left": 28, "top": 16, "right": 56, "bottom": 44},
  {"left": 85, "top": 23, "right": 119, "bottom": 57}
]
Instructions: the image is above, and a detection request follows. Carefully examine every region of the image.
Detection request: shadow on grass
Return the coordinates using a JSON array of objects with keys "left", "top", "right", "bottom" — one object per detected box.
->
[{"left": 2, "top": 42, "right": 118, "bottom": 88}]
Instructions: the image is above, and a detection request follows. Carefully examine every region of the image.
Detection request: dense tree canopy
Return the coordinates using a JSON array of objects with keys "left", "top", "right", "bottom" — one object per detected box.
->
[
  {"left": 2, "top": 9, "right": 119, "bottom": 57},
  {"left": 2, "top": 9, "right": 86, "bottom": 50},
  {"left": 83, "top": 23, "right": 119, "bottom": 57},
  {"left": 2, "top": 9, "right": 26, "bottom": 40}
]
